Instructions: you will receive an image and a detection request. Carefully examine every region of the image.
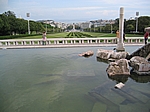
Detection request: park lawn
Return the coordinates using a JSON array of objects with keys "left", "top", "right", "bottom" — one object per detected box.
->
[
  {"left": 125, "top": 33, "right": 143, "bottom": 37},
  {"left": 84, "top": 32, "right": 143, "bottom": 37},
  {"left": 47, "top": 32, "right": 69, "bottom": 38},
  {"left": 20, "top": 32, "right": 143, "bottom": 39},
  {"left": 83, "top": 32, "right": 115, "bottom": 37},
  {"left": 0, "top": 32, "right": 143, "bottom": 39},
  {"left": 21, "top": 35, "right": 42, "bottom": 39},
  {"left": 22, "top": 32, "right": 69, "bottom": 39},
  {"left": 22, "top": 32, "right": 116, "bottom": 39}
]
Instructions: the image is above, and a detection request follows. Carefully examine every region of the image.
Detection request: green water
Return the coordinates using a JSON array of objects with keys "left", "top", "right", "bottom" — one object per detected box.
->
[{"left": 0, "top": 46, "right": 150, "bottom": 112}]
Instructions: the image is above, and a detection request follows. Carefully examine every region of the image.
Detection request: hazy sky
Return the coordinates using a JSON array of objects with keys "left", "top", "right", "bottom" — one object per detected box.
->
[{"left": 0, "top": 0, "right": 150, "bottom": 23}]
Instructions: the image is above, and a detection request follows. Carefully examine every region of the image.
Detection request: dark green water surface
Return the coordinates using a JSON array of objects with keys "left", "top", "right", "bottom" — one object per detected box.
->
[{"left": 0, "top": 46, "right": 150, "bottom": 112}]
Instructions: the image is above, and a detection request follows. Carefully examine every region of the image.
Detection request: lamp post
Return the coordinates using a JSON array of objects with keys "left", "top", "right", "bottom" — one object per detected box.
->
[
  {"left": 110, "top": 23, "right": 112, "bottom": 34},
  {"left": 46, "top": 21, "right": 47, "bottom": 33},
  {"left": 94, "top": 23, "right": 95, "bottom": 32},
  {"left": 135, "top": 12, "right": 139, "bottom": 33},
  {"left": 53, "top": 27, "right": 54, "bottom": 33},
  {"left": 26, "top": 13, "right": 30, "bottom": 34}
]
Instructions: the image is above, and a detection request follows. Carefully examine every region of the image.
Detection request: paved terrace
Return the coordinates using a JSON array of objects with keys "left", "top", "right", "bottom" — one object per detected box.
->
[{"left": 0, "top": 37, "right": 146, "bottom": 49}]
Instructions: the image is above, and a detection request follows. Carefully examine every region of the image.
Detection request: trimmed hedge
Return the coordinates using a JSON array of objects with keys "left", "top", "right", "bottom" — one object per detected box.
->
[{"left": 66, "top": 32, "right": 93, "bottom": 38}]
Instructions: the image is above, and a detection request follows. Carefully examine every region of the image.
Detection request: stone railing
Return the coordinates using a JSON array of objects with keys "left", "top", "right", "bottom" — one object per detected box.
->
[
  {"left": 0, "top": 38, "right": 116, "bottom": 46},
  {"left": 0, "top": 37, "right": 145, "bottom": 48},
  {"left": 124, "top": 38, "right": 145, "bottom": 44}
]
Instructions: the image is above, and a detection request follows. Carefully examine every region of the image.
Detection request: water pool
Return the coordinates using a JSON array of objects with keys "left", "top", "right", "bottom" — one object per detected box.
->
[{"left": 0, "top": 46, "right": 150, "bottom": 112}]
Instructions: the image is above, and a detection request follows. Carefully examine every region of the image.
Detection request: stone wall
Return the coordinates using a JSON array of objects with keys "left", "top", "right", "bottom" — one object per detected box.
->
[{"left": 126, "top": 43, "right": 150, "bottom": 60}]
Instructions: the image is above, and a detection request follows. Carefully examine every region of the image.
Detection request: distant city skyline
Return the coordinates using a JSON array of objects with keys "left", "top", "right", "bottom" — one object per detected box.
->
[{"left": 0, "top": 0, "right": 150, "bottom": 23}]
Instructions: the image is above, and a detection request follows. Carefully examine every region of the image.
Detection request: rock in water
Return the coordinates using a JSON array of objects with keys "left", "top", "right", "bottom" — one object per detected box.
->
[
  {"left": 129, "top": 56, "right": 150, "bottom": 74},
  {"left": 106, "top": 59, "right": 130, "bottom": 76},
  {"left": 78, "top": 50, "right": 94, "bottom": 57}
]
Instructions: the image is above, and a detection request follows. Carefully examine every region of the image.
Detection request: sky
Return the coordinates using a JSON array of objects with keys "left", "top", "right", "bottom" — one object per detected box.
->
[{"left": 0, "top": 0, "right": 150, "bottom": 23}]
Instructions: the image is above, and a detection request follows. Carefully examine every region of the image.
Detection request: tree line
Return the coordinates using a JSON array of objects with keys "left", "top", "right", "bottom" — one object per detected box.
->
[
  {"left": 0, "top": 11, "right": 55, "bottom": 36},
  {"left": 0, "top": 11, "right": 44, "bottom": 35},
  {"left": 84, "top": 16, "right": 150, "bottom": 34},
  {"left": 1, "top": 11, "right": 150, "bottom": 36}
]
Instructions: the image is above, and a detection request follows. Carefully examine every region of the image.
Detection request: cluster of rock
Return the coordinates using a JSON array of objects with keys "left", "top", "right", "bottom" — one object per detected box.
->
[
  {"left": 97, "top": 49, "right": 129, "bottom": 60},
  {"left": 97, "top": 49, "right": 150, "bottom": 76}
]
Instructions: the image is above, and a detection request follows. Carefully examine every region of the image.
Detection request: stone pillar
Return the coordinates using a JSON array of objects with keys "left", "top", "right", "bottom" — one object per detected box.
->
[{"left": 116, "top": 7, "right": 125, "bottom": 51}]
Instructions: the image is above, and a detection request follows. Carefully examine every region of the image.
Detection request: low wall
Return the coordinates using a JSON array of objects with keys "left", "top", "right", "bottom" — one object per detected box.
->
[
  {"left": 0, "top": 37, "right": 145, "bottom": 48},
  {"left": 0, "top": 38, "right": 117, "bottom": 46}
]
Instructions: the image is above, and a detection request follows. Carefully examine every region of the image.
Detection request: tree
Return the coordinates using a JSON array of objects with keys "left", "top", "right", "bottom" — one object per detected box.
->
[
  {"left": 0, "top": 18, "right": 3, "bottom": 29},
  {"left": 138, "top": 16, "right": 150, "bottom": 32},
  {"left": 126, "top": 24, "right": 134, "bottom": 32},
  {"left": 2, "top": 11, "right": 18, "bottom": 35},
  {"left": 67, "top": 25, "right": 73, "bottom": 30},
  {"left": 124, "top": 20, "right": 135, "bottom": 33},
  {"left": 0, "top": 11, "right": 46, "bottom": 35},
  {"left": 15, "top": 18, "right": 27, "bottom": 34},
  {"left": 30, "top": 21, "right": 36, "bottom": 34},
  {"left": 124, "top": 16, "right": 150, "bottom": 33},
  {"left": 8, "top": 16, "right": 17, "bottom": 35},
  {"left": 36, "top": 22, "right": 45, "bottom": 33},
  {"left": 0, "top": 14, "right": 10, "bottom": 35}
]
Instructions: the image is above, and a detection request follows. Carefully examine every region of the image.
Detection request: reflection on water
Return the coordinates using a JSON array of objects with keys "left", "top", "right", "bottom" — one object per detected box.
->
[
  {"left": 0, "top": 46, "right": 150, "bottom": 112},
  {"left": 96, "top": 57, "right": 110, "bottom": 64},
  {"left": 108, "top": 75, "right": 129, "bottom": 83},
  {"left": 130, "top": 71, "right": 150, "bottom": 83},
  {"left": 108, "top": 72, "right": 150, "bottom": 84}
]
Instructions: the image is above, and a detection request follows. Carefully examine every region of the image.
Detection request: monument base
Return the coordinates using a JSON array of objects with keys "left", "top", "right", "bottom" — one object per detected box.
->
[{"left": 116, "top": 43, "right": 125, "bottom": 52}]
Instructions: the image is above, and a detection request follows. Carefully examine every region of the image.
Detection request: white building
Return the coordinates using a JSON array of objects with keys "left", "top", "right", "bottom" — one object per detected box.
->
[{"left": 80, "top": 22, "right": 92, "bottom": 29}]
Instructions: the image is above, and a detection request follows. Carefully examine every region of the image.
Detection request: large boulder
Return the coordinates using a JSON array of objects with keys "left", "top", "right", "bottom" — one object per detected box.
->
[
  {"left": 106, "top": 59, "right": 130, "bottom": 76},
  {"left": 129, "top": 56, "right": 150, "bottom": 72}
]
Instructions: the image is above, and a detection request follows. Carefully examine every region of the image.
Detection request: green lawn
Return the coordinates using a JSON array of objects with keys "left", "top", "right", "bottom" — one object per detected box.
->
[
  {"left": 83, "top": 32, "right": 143, "bottom": 37},
  {"left": 83, "top": 32, "right": 116, "bottom": 37},
  {"left": 22, "top": 32, "right": 69, "bottom": 39},
  {"left": 0, "top": 32, "right": 143, "bottom": 39}
]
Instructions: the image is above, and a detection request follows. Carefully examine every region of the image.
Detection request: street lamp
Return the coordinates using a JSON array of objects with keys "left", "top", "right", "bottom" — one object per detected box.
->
[
  {"left": 135, "top": 12, "right": 139, "bottom": 33},
  {"left": 46, "top": 21, "right": 47, "bottom": 33},
  {"left": 110, "top": 23, "right": 112, "bottom": 33},
  {"left": 94, "top": 23, "right": 95, "bottom": 32},
  {"left": 26, "top": 13, "right": 30, "bottom": 34}
]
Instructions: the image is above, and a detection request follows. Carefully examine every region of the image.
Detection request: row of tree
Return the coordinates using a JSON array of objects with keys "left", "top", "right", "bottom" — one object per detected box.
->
[
  {"left": 1, "top": 11, "right": 150, "bottom": 36},
  {"left": 0, "top": 11, "right": 46, "bottom": 35},
  {"left": 0, "top": 11, "right": 59, "bottom": 36},
  {"left": 84, "top": 16, "right": 150, "bottom": 34}
]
